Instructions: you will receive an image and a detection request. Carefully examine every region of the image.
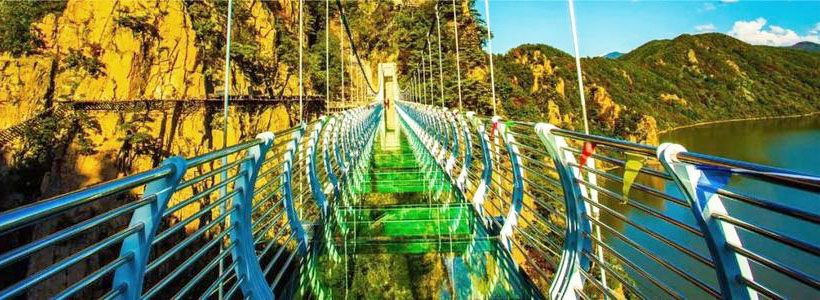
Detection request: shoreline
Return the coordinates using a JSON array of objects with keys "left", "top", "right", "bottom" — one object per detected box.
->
[{"left": 658, "top": 111, "right": 820, "bottom": 134}]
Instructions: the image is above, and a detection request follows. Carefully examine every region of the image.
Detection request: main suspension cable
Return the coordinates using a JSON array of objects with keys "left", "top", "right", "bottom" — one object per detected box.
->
[{"left": 334, "top": 0, "right": 377, "bottom": 95}]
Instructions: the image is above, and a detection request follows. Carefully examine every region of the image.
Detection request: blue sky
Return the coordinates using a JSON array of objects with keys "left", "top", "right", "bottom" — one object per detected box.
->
[{"left": 474, "top": 0, "right": 820, "bottom": 56}]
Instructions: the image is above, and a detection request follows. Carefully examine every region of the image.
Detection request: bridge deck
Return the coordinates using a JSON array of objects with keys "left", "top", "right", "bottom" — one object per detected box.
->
[{"left": 306, "top": 119, "right": 540, "bottom": 299}]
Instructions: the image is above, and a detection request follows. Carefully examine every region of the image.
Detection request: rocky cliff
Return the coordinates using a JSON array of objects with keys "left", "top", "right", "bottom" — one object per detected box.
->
[{"left": 0, "top": 1, "right": 323, "bottom": 297}]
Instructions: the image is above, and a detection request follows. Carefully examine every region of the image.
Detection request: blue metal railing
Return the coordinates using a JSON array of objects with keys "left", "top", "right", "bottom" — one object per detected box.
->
[
  {"left": 2, "top": 96, "right": 818, "bottom": 299},
  {"left": 395, "top": 99, "right": 820, "bottom": 300},
  {"left": 0, "top": 104, "right": 381, "bottom": 299}
]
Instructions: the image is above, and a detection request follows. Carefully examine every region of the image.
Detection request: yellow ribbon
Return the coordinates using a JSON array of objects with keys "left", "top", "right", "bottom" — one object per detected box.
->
[{"left": 622, "top": 153, "right": 645, "bottom": 204}]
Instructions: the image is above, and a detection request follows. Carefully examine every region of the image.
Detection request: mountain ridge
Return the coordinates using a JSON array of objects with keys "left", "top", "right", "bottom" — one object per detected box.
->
[
  {"left": 493, "top": 33, "right": 820, "bottom": 143},
  {"left": 603, "top": 51, "right": 624, "bottom": 59},
  {"left": 791, "top": 41, "right": 820, "bottom": 52}
]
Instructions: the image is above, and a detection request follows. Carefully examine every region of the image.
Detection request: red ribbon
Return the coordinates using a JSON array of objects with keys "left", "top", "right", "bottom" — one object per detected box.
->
[
  {"left": 488, "top": 121, "right": 499, "bottom": 141},
  {"left": 578, "top": 142, "right": 597, "bottom": 167}
]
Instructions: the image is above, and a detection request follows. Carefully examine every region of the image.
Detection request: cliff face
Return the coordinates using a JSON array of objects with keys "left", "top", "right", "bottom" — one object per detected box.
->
[
  {"left": 53, "top": 0, "right": 204, "bottom": 100},
  {"left": 0, "top": 0, "right": 307, "bottom": 195},
  {"left": 0, "top": 1, "right": 306, "bottom": 297}
]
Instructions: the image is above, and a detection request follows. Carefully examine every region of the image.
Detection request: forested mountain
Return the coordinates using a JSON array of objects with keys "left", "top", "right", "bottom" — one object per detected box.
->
[
  {"left": 490, "top": 33, "right": 820, "bottom": 143},
  {"left": 791, "top": 41, "right": 820, "bottom": 52},
  {"left": 603, "top": 52, "right": 624, "bottom": 59}
]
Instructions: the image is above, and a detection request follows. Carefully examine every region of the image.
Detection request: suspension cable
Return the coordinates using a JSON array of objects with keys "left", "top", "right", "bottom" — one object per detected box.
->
[
  {"left": 421, "top": 55, "right": 428, "bottom": 105},
  {"left": 568, "top": 0, "right": 590, "bottom": 134},
  {"left": 299, "top": 0, "right": 304, "bottom": 122},
  {"left": 435, "top": 4, "right": 445, "bottom": 108},
  {"left": 222, "top": 0, "right": 233, "bottom": 149},
  {"left": 427, "top": 37, "right": 435, "bottom": 104},
  {"left": 219, "top": 1, "right": 234, "bottom": 297},
  {"left": 417, "top": 69, "right": 421, "bottom": 104},
  {"left": 340, "top": 13, "right": 345, "bottom": 105},
  {"left": 452, "top": 0, "right": 464, "bottom": 111},
  {"left": 334, "top": 0, "right": 377, "bottom": 94},
  {"left": 482, "top": 0, "right": 498, "bottom": 115},
  {"left": 568, "top": 0, "right": 602, "bottom": 294}
]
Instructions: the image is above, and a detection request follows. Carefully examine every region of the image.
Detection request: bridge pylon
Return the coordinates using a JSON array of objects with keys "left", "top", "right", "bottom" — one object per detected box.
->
[{"left": 378, "top": 63, "right": 400, "bottom": 151}]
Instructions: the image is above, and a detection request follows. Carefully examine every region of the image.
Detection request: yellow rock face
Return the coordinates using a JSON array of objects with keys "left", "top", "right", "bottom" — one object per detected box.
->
[
  {"left": 660, "top": 93, "right": 688, "bottom": 106},
  {"left": 546, "top": 100, "right": 562, "bottom": 126},
  {"left": 555, "top": 77, "right": 565, "bottom": 98},
  {"left": 589, "top": 84, "right": 622, "bottom": 130},
  {"left": 627, "top": 115, "right": 659, "bottom": 145},
  {"left": 0, "top": 55, "right": 54, "bottom": 129},
  {"left": 1, "top": 0, "right": 295, "bottom": 192},
  {"left": 467, "top": 66, "right": 487, "bottom": 82},
  {"left": 51, "top": 0, "right": 204, "bottom": 100},
  {"left": 687, "top": 48, "right": 699, "bottom": 65}
]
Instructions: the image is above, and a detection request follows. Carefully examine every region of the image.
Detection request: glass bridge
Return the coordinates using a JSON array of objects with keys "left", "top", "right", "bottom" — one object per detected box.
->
[
  {"left": 295, "top": 119, "right": 542, "bottom": 299},
  {"left": 0, "top": 100, "right": 817, "bottom": 300}
]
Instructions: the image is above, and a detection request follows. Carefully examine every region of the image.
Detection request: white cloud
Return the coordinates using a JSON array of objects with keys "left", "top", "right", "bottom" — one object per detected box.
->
[
  {"left": 810, "top": 22, "right": 820, "bottom": 35},
  {"left": 703, "top": 3, "right": 716, "bottom": 11},
  {"left": 720, "top": 0, "right": 739, "bottom": 3},
  {"left": 728, "top": 18, "right": 820, "bottom": 46},
  {"left": 695, "top": 24, "right": 717, "bottom": 32}
]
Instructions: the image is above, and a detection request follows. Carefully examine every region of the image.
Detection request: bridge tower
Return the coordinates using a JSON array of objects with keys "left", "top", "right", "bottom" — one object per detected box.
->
[{"left": 378, "top": 63, "right": 401, "bottom": 150}]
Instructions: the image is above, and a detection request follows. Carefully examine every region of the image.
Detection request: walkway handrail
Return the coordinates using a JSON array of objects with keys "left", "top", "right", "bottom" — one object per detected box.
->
[
  {"left": 2, "top": 97, "right": 817, "bottom": 299},
  {"left": 396, "top": 99, "right": 820, "bottom": 300},
  {"left": 0, "top": 104, "right": 381, "bottom": 299}
]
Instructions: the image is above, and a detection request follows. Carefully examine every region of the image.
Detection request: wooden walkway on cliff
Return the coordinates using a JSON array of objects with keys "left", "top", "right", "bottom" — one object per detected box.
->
[
  {"left": 0, "top": 96, "right": 330, "bottom": 146},
  {"left": 60, "top": 96, "right": 325, "bottom": 111}
]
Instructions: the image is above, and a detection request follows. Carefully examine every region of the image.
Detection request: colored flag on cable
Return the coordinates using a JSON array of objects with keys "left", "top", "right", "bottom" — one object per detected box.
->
[
  {"left": 504, "top": 121, "right": 514, "bottom": 140},
  {"left": 488, "top": 120, "right": 499, "bottom": 142},
  {"left": 578, "top": 142, "right": 597, "bottom": 168},
  {"left": 622, "top": 153, "right": 644, "bottom": 204},
  {"left": 694, "top": 165, "right": 733, "bottom": 208}
]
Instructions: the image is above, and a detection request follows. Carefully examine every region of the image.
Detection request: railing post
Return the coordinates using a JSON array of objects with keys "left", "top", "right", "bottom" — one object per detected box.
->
[
  {"left": 535, "top": 123, "right": 592, "bottom": 300},
  {"left": 283, "top": 127, "right": 309, "bottom": 255},
  {"left": 307, "top": 117, "right": 328, "bottom": 217},
  {"left": 324, "top": 118, "right": 341, "bottom": 200},
  {"left": 112, "top": 157, "right": 187, "bottom": 299},
  {"left": 467, "top": 112, "right": 492, "bottom": 221},
  {"left": 445, "top": 109, "right": 460, "bottom": 176},
  {"left": 456, "top": 112, "right": 473, "bottom": 191},
  {"left": 228, "top": 133, "right": 276, "bottom": 300},
  {"left": 437, "top": 108, "right": 448, "bottom": 164},
  {"left": 657, "top": 143, "right": 754, "bottom": 300},
  {"left": 499, "top": 122, "right": 524, "bottom": 252}
]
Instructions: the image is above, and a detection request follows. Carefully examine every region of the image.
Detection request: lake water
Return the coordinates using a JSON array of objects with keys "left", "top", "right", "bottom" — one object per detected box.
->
[
  {"left": 660, "top": 116, "right": 820, "bottom": 175},
  {"left": 620, "top": 116, "right": 820, "bottom": 298}
]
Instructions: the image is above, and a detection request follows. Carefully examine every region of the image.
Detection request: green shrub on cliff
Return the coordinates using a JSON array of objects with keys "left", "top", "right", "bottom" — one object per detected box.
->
[{"left": 0, "top": 0, "right": 66, "bottom": 56}]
